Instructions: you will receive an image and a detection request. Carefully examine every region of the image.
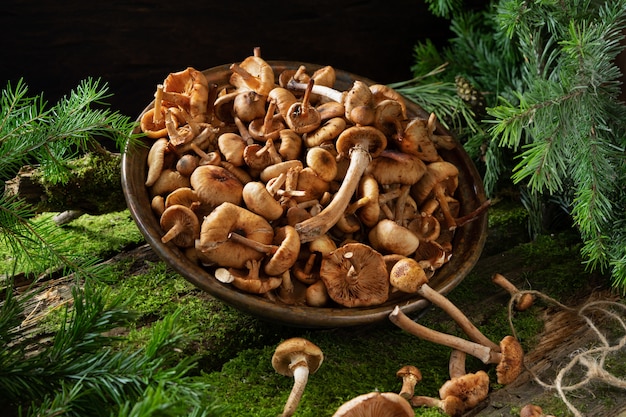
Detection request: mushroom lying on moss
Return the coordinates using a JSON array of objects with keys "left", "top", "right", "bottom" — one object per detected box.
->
[
  {"left": 272, "top": 337, "right": 324, "bottom": 417},
  {"left": 332, "top": 391, "right": 414, "bottom": 417},
  {"left": 389, "top": 306, "right": 525, "bottom": 385}
]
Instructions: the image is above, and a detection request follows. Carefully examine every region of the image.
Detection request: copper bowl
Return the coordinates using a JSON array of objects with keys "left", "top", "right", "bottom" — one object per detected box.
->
[{"left": 121, "top": 61, "right": 488, "bottom": 328}]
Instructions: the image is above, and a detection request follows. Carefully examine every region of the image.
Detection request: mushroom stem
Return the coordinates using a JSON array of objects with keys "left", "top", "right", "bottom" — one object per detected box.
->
[
  {"left": 154, "top": 84, "right": 164, "bottom": 124},
  {"left": 448, "top": 350, "right": 466, "bottom": 379},
  {"left": 227, "top": 232, "right": 277, "bottom": 254},
  {"left": 454, "top": 199, "right": 491, "bottom": 228},
  {"left": 417, "top": 283, "right": 501, "bottom": 352},
  {"left": 434, "top": 183, "right": 457, "bottom": 231},
  {"left": 287, "top": 79, "right": 344, "bottom": 103},
  {"left": 492, "top": 272, "right": 535, "bottom": 311},
  {"left": 282, "top": 363, "right": 310, "bottom": 417},
  {"left": 295, "top": 146, "right": 371, "bottom": 242},
  {"left": 410, "top": 395, "right": 465, "bottom": 417},
  {"left": 230, "top": 63, "right": 261, "bottom": 92},
  {"left": 161, "top": 222, "right": 184, "bottom": 244},
  {"left": 389, "top": 306, "right": 494, "bottom": 364}
]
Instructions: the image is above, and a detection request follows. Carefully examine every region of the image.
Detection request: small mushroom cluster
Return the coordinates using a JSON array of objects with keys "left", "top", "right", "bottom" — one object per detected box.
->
[
  {"left": 140, "top": 47, "right": 487, "bottom": 309},
  {"left": 387, "top": 274, "right": 527, "bottom": 416}
]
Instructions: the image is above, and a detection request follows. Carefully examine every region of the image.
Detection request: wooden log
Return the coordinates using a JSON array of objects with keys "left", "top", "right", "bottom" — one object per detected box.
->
[{"left": 4, "top": 151, "right": 127, "bottom": 216}]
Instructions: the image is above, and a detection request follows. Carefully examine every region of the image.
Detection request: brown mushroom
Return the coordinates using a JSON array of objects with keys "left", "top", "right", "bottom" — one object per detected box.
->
[
  {"left": 492, "top": 272, "right": 535, "bottom": 311},
  {"left": 149, "top": 169, "right": 190, "bottom": 197},
  {"left": 164, "top": 187, "right": 200, "bottom": 211},
  {"left": 316, "top": 101, "right": 345, "bottom": 121},
  {"left": 319, "top": 242, "right": 388, "bottom": 307},
  {"left": 397, "top": 114, "right": 440, "bottom": 162},
  {"left": 140, "top": 103, "right": 168, "bottom": 139},
  {"left": 369, "top": 84, "right": 407, "bottom": 119},
  {"left": 145, "top": 138, "right": 170, "bottom": 187},
  {"left": 306, "top": 146, "right": 337, "bottom": 183},
  {"left": 295, "top": 126, "right": 387, "bottom": 242},
  {"left": 189, "top": 164, "right": 244, "bottom": 209},
  {"left": 159, "top": 204, "right": 200, "bottom": 248},
  {"left": 214, "top": 259, "right": 282, "bottom": 294},
  {"left": 268, "top": 87, "right": 298, "bottom": 119},
  {"left": 248, "top": 99, "right": 285, "bottom": 141},
  {"left": 175, "top": 154, "right": 199, "bottom": 176},
  {"left": 439, "top": 350, "right": 490, "bottom": 410},
  {"left": 366, "top": 149, "right": 427, "bottom": 186},
  {"left": 232, "top": 90, "right": 266, "bottom": 122},
  {"left": 368, "top": 219, "right": 419, "bottom": 256},
  {"left": 305, "top": 279, "right": 330, "bottom": 307},
  {"left": 332, "top": 392, "right": 414, "bottom": 417},
  {"left": 303, "top": 117, "right": 346, "bottom": 148},
  {"left": 388, "top": 258, "right": 500, "bottom": 351},
  {"left": 285, "top": 78, "right": 321, "bottom": 134},
  {"left": 229, "top": 49, "right": 274, "bottom": 96},
  {"left": 411, "top": 161, "right": 459, "bottom": 230},
  {"left": 396, "top": 365, "right": 422, "bottom": 400},
  {"left": 409, "top": 394, "right": 465, "bottom": 417},
  {"left": 217, "top": 132, "right": 248, "bottom": 166},
  {"left": 271, "top": 337, "right": 324, "bottom": 417},
  {"left": 162, "top": 67, "right": 209, "bottom": 122},
  {"left": 374, "top": 99, "right": 406, "bottom": 139},
  {"left": 276, "top": 129, "right": 303, "bottom": 161},
  {"left": 389, "top": 306, "right": 524, "bottom": 385},
  {"left": 195, "top": 202, "right": 274, "bottom": 269},
  {"left": 242, "top": 181, "right": 284, "bottom": 221},
  {"left": 520, "top": 404, "right": 556, "bottom": 417},
  {"left": 227, "top": 225, "right": 301, "bottom": 277}
]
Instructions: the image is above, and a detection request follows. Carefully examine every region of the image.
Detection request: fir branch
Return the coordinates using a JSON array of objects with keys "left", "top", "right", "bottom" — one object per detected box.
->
[{"left": 0, "top": 283, "right": 225, "bottom": 417}]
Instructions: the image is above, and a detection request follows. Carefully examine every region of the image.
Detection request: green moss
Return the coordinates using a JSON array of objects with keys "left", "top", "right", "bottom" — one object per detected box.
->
[
  {"left": 34, "top": 152, "right": 127, "bottom": 214},
  {"left": 201, "top": 324, "right": 455, "bottom": 416}
]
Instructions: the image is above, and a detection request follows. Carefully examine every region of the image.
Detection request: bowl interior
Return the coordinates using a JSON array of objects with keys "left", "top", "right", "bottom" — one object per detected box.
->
[{"left": 121, "top": 61, "right": 488, "bottom": 328}]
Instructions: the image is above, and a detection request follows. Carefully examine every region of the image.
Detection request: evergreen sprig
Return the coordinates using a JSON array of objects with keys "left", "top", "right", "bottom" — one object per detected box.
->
[
  {"left": 409, "top": 0, "right": 626, "bottom": 290},
  {"left": 0, "top": 283, "right": 225, "bottom": 417},
  {"left": 0, "top": 80, "right": 225, "bottom": 416}
]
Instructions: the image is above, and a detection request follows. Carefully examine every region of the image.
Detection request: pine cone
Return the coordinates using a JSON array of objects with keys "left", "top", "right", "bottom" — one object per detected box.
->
[{"left": 455, "top": 75, "right": 486, "bottom": 117}]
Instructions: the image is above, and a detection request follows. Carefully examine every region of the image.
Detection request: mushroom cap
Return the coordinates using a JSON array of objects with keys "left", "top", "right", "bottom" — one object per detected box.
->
[
  {"left": 285, "top": 101, "right": 322, "bottom": 134},
  {"left": 271, "top": 337, "right": 324, "bottom": 377},
  {"left": 195, "top": 202, "right": 274, "bottom": 269},
  {"left": 306, "top": 146, "right": 338, "bottom": 182},
  {"left": 319, "top": 242, "right": 389, "bottom": 308},
  {"left": 496, "top": 335, "right": 524, "bottom": 385},
  {"left": 336, "top": 126, "right": 387, "bottom": 160},
  {"left": 159, "top": 204, "right": 200, "bottom": 248},
  {"left": 332, "top": 392, "right": 414, "bottom": 417},
  {"left": 438, "top": 370, "right": 490, "bottom": 409},
  {"left": 189, "top": 164, "right": 244, "bottom": 208},
  {"left": 264, "top": 225, "right": 301, "bottom": 276},
  {"left": 164, "top": 187, "right": 199, "bottom": 210},
  {"left": 365, "top": 150, "right": 427, "bottom": 186},
  {"left": 353, "top": 174, "right": 381, "bottom": 228},
  {"left": 389, "top": 257, "right": 428, "bottom": 294},
  {"left": 396, "top": 364, "right": 423, "bottom": 383},
  {"left": 411, "top": 161, "right": 459, "bottom": 205},
  {"left": 368, "top": 219, "right": 420, "bottom": 257},
  {"left": 242, "top": 181, "right": 284, "bottom": 221},
  {"left": 398, "top": 117, "right": 439, "bottom": 162},
  {"left": 229, "top": 55, "right": 275, "bottom": 96}
]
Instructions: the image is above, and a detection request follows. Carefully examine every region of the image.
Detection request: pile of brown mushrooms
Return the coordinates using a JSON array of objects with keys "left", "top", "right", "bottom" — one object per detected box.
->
[{"left": 140, "top": 47, "right": 487, "bottom": 309}]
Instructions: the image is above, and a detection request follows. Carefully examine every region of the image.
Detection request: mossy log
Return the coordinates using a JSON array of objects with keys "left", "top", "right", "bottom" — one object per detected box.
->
[{"left": 4, "top": 151, "right": 127, "bottom": 216}]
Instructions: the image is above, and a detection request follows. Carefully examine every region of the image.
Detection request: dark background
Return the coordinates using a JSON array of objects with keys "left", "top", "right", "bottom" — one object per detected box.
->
[{"left": 1, "top": 1, "right": 457, "bottom": 119}]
